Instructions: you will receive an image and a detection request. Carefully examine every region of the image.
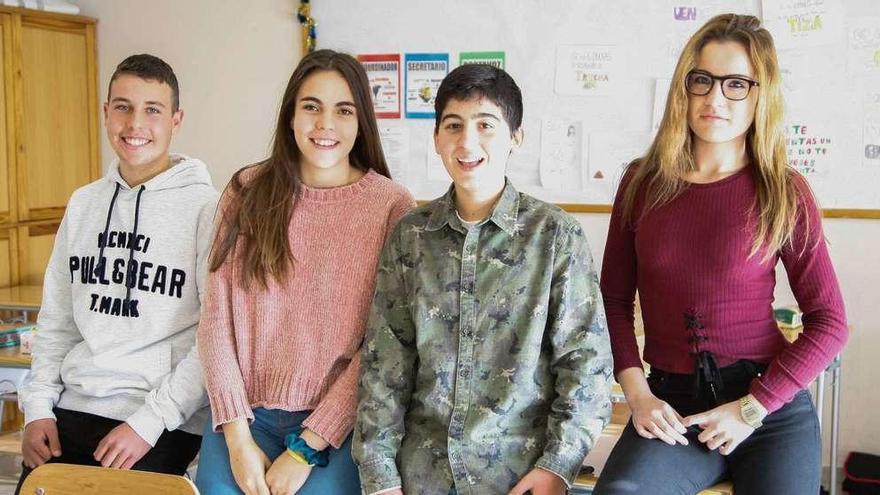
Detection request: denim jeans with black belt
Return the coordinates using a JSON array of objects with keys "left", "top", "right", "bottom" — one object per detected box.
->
[{"left": 594, "top": 360, "right": 821, "bottom": 495}]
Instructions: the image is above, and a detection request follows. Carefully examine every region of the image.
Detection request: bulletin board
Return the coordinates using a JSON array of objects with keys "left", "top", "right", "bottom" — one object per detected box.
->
[{"left": 314, "top": 0, "right": 880, "bottom": 217}]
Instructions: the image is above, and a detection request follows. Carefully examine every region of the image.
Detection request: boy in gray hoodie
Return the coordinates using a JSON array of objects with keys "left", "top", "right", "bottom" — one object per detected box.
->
[{"left": 16, "top": 54, "right": 217, "bottom": 486}]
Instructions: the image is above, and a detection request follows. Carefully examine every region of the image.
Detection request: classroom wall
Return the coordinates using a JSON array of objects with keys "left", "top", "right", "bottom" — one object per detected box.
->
[
  {"left": 76, "top": 0, "right": 303, "bottom": 182},
  {"left": 74, "top": 0, "right": 879, "bottom": 469}
]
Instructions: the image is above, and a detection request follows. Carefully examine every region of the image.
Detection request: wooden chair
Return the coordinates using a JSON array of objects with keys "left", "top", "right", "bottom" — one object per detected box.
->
[{"left": 19, "top": 463, "right": 199, "bottom": 495}]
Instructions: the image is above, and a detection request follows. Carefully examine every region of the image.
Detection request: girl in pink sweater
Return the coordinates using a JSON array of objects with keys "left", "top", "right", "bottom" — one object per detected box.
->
[{"left": 195, "top": 50, "right": 414, "bottom": 495}]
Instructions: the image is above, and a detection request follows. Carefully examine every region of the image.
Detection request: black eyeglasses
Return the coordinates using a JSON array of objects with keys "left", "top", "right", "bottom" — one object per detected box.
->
[{"left": 685, "top": 70, "right": 759, "bottom": 101}]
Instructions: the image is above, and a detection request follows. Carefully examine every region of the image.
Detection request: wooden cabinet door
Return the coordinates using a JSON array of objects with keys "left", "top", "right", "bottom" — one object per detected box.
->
[
  {"left": 0, "top": 14, "right": 13, "bottom": 226},
  {"left": 15, "top": 15, "right": 98, "bottom": 222},
  {"left": 0, "top": 226, "right": 17, "bottom": 287},
  {"left": 17, "top": 221, "right": 57, "bottom": 286}
]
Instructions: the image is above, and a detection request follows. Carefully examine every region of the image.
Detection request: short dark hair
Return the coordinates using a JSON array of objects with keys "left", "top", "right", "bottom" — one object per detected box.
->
[
  {"left": 434, "top": 64, "right": 523, "bottom": 135},
  {"left": 108, "top": 54, "right": 180, "bottom": 112}
]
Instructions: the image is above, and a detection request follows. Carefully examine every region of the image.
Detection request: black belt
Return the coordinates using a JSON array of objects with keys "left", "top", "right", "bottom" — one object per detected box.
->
[{"left": 648, "top": 358, "right": 768, "bottom": 406}]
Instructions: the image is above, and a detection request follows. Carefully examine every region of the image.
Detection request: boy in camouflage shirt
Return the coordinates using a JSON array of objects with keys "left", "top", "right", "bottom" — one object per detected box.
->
[{"left": 353, "top": 64, "right": 613, "bottom": 495}]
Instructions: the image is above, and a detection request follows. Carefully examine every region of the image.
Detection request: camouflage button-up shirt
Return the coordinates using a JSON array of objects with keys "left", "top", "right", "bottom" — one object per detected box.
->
[{"left": 353, "top": 180, "right": 613, "bottom": 495}]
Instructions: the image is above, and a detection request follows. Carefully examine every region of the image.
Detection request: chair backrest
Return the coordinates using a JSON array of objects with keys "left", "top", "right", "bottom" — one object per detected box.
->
[{"left": 20, "top": 463, "right": 199, "bottom": 495}]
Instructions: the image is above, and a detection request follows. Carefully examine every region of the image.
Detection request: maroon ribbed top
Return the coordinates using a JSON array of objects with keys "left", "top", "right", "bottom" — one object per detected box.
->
[{"left": 600, "top": 166, "right": 847, "bottom": 412}]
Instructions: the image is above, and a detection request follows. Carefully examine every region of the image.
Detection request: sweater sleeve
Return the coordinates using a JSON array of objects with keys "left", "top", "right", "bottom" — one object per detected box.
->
[
  {"left": 125, "top": 197, "right": 217, "bottom": 445},
  {"left": 18, "top": 213, "right": 83, "bottom": 425},
  {"left": 600, "top": 171, "right": 643, "bottom": 377},
  {"left": 197, "top": 196, "right": 254, "bottom": 430},
  {"left": 385, "top": 190, "right": 417, "bottom": 238},
  {"left": 302, "top": 189, "right": 416, "bottom": 449},
  {"left": 750, "top": 179, "right": 848, "bottom": 413}
]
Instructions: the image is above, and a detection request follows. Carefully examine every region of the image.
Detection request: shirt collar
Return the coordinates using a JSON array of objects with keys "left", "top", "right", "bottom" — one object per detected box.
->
[{"left": 425, "top": 179, "right": 520, "bottom": 236}]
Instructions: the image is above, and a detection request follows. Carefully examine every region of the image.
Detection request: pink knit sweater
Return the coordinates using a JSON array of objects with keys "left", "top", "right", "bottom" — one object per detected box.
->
[{"left": 198, "top": 169, "right": 414, "bottom": 448}]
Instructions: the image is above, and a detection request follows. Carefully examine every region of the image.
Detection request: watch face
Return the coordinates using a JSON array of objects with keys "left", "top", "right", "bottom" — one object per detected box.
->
[{"left": 740, "top": 398, "right": 762, "bottom": 427}]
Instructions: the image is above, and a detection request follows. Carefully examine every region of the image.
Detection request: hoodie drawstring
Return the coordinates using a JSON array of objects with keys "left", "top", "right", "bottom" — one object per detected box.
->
[
  {"left": 92, "top": 183, "right": 122, "bottom": 282},
  {"left": 124, "top": 185, "right": 146, "bottom": 304}
]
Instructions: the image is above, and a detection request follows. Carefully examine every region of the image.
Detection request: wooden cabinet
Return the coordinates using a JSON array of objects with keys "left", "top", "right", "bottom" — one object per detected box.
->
[
  {"left": 0, "top": 14, "right": 13, "bottom": 227},
  {"left": 0, "top": 227, "right": 16, "bottom": 287},
  {"left": 17, "top": 14, "right": 99, "bottom": 222},
  {"left": 0, "top": 6, "right": 97, "bottom": 287},
  {"left": 17, "top": 221, "right": 58, "bottom": 286}
]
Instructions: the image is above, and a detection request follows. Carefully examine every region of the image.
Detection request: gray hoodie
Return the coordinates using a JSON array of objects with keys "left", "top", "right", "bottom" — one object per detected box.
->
[{"left": 19, "top": 154, "right": 218, "bottom": 445}]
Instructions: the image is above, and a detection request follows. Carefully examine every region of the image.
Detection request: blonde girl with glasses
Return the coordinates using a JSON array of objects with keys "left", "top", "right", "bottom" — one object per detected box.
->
[{"left": 595, "top": 14, "right": 847, "bottom": 495}]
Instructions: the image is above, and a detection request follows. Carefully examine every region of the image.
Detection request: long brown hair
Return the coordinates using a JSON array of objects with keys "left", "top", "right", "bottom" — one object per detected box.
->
[
  {"left": 210, "top": 49, "right": 391, "bottom": 287},
  {"left": 619, "top": 14, "right": 814, "bottom": 262}
]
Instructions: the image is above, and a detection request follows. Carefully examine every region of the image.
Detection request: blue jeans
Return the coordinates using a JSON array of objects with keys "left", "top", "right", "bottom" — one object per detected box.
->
[
  {"left": 594, "top": 362, "right": 821, "bottom": 495},
  {"left": 195, "top": 408, "right": 360, "bottom": 494}
]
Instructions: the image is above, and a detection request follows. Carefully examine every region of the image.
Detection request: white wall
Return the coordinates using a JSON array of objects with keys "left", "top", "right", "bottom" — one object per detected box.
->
[
  {"left": 73, "top": 0, "right": 879, "bottom": 468},
  {"left": 76, "top": 0, "right": 302, "bottom": 188}
]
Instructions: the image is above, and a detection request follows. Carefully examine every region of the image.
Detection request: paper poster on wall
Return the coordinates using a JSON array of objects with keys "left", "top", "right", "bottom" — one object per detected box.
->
[
  {"left": 506, "top": 118, "right": 543, "bottom": 191},
  {"left": 404, "top": 53, "right": 449, "bottom": 119},
  {"left": 588, "top": 132, "right": 652, "bottom": 190},
  {"left": 652, "top": 79, "right": 672, "bottom": 134},
  {"left": 554, "top": 45, "right": 618, "bottom": 96},
  {"left": 784, "top": 122, "right": 834, "bottom": 175},
  {"left": 358, "top": 54, "right": 401, "bottom": 119},
  {"left": 657, "top": 1, "right": 737, "bottom": 75},
  {"left": 848, "top": 18, "right": 880, "bottom": 76},
  {"left": 864, "top": 89, "right": 880, "bottom": 168},
  {"left": 459, "top": 51, "right": 505, "bottom": 69},
  {"left": 762, "top": 0, "right": 843, "bottom": 50},
  {"left": 379, "top": 126, "right": 410, "bottom": 181},
  {"left": 425, "top": 133, "right": 449, "bottom": 182},
  {"left": 539, "top": 119, "right": 584, "bottom": 191}
]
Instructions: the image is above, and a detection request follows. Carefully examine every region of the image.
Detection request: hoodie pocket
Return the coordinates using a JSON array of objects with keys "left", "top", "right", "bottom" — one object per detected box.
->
[{"left": 62, "top": 343, "right": 172, "bottom": 396}]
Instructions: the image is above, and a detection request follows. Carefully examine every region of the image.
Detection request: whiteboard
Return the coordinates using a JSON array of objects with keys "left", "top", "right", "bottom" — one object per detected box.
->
[{"left": 314, "top": 0, "right": 880, "bottom": 216}]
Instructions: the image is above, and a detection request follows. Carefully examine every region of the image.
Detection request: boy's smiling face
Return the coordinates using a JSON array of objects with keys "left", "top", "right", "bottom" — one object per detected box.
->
[
  {"left": 433, "top": 97, "right": 522, "bottom": 196},
  {"left": 104, "top": 74, "right": 182, "bottom": 181}
]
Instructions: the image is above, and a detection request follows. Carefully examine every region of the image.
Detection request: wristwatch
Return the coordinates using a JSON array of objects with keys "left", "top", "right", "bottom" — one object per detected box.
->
[{"left": 739, "top": 395, "right": 765, "bottom": 429}]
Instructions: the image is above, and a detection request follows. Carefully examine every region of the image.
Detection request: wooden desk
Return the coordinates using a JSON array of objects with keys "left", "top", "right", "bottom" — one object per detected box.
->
[
  {"left": 0, "top": 285, "right": 42, "bottom": 321},
  {"left": 0, "top": 346, "right": 31, "bottom": 368}
]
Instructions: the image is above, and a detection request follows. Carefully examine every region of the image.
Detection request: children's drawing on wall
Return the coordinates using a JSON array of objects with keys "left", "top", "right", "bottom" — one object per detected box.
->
[
  {"left": 359, "top": 54, "right": 401, "bottom": 119},
  {"left": 848, "top": 18, "right": 880, "bottom": 76},
  {"left": 539, "top": 119, "right": 584, "bottom": 191},
  {"left": 762, "top": 0, "right": 843, "bottom": 49},
  {"left": 554, "top": 45, "right": 618, "bottom": 96},
  {"left": 404, "top": 53, "right": 448, "bottom": 119}
]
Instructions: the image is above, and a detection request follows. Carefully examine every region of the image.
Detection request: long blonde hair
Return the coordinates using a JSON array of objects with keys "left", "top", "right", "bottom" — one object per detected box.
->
[{"left": 619, "top": 13, "right": 814, "bottom": 262}]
